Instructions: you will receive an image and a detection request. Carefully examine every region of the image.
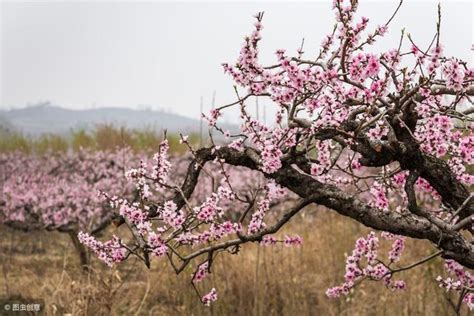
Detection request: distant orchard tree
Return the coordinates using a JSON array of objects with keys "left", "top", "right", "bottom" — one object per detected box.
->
[{"left": 0, "top": 149, "right": 135, "bottom": 269}]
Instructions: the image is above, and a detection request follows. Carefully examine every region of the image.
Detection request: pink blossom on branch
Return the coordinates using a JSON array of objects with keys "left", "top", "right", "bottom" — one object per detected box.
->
[{"left": 201, "top": 288, "right": 218, "bottom": 306}]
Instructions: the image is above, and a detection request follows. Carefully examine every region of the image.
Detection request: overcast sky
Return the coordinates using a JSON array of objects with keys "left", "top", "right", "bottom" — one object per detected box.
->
[{"left": 1, "top": 0, "right": 473, "bottom": 122}]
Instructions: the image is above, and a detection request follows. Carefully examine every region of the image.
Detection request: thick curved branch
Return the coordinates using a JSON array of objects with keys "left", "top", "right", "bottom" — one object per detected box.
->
[
  {"left": 209, "top": 146, "right": 474, "bottom": 268},
  {"left": 112, "top": 144, "right": 474, "bottom": 268}
]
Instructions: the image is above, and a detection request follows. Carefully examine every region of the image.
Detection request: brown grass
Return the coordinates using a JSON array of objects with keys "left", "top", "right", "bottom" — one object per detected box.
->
[
  {"left": 0, "top": 208, "right": 466, "bottom": 315},
  {"left": 0, "top": 125, "right": 200, "bottom": 155}
]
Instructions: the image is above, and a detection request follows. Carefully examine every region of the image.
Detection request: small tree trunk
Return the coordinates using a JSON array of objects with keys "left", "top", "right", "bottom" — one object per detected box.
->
[{"left": 67, "top": 230, "right": 90, "bottom": 272}]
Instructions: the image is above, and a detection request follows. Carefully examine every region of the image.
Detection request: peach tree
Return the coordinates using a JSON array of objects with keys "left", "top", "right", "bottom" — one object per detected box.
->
[
  {"left": 0, "top": 149, "right": 136, "bottom": 268},
  {"left": 78, "top": 1, "right": 473, "bottom": 311}
]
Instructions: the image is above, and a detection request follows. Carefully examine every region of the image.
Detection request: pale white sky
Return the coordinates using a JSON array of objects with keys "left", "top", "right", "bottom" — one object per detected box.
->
[{"left": 1, "top": 0, "right": 473, "bottom": 122}]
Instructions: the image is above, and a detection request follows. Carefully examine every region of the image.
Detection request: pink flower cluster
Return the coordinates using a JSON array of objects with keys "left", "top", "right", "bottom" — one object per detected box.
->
[
  {"left": 388, "top": 237, "right": 406, "bottom": 263},
  {"left": 78, "top": 232, "right": 126, "bottom": 267},
  {"left": 160, "top": 201, "right": 185, "bottom": 228},
  {"left": 248, "top": 197, "right": 269, "bottom": 234},
  {"left": 118, "top": 200, "right": 152, "bottom": 234},
  {"left": 148, "top": 232, "right": 168, "bottom": 257},
  {"left": 193, "top": 262, "right": 209, "bottom": 283},
  {"left": 247, "top": 181, "right": 283, "bottom": 234},
  {"left": 193, "top": 187, "right": 228, "bottom": 223},
  {"left": 443, "top": 58, "right": 466, "bottom": 91},
  {"left": 126, "top": 160, "right": 151, "bottom": 198},
  {"left": 427, "top": 45, "right": 443, "bottom": 74},
  {"left": 326, "top": 232, "right": 406, "bottom": 298},
  {"left": 369, "top": 182, "right": 389, "bottom": 211},
  {"left": 152, "top": 139, "right": 171, "bottom": 184},
  {"left": 259, "top": 234, "right": 303, "bottom": 247},
  {"left": 201, "top": 288, "right": 218, "bottom": 306},
  {"left": 284, "top": 235, "right": 303, "bottom": 247},
  {"left": 437, "top": 260, "right": 474, "bottom": 310}
]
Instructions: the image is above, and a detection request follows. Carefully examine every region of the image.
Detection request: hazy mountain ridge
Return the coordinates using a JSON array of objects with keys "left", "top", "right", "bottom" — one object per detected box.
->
[{"left": 0, "top": 103, "right": 230, "bottom": 136}]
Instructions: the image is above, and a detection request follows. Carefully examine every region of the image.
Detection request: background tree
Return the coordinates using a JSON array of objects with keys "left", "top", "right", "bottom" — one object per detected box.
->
[{"left": 0, "top": 149, "right": 136, "bottom": 269}]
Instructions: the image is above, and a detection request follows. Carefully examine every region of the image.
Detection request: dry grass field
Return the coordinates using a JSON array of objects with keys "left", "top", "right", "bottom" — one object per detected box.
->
[{"left": 0, "top": 206, "right": 467, "bottom": 316}]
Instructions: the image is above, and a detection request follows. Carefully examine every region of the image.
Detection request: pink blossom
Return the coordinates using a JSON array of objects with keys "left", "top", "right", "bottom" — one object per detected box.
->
[
  {"left": 202, "top": 288, "right": 218, "bottom": 306},
  {"left": 284, "top": 235, "right": 303, "bottom": 247}
]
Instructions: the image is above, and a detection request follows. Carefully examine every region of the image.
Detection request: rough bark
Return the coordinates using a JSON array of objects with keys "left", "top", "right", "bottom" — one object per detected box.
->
[{"left": 162, "top": 146, "right": 474, "bottom": 268}]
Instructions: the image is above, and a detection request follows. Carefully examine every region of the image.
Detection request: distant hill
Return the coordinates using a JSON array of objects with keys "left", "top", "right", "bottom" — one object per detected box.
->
[
  {"left": 0, "top": 103, "right": 232, "bottom": 136},
  {"left": 0, "top": 115, "right": 15, "bottom": 134}
]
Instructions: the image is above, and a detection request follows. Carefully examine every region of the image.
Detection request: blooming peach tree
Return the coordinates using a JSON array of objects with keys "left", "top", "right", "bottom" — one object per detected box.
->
[
  {"left": 0, "top": 149, "right": 136, "bottom": 268},
  {"left": 78, "top": 1, "right": 473, "bottom": 311}
]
